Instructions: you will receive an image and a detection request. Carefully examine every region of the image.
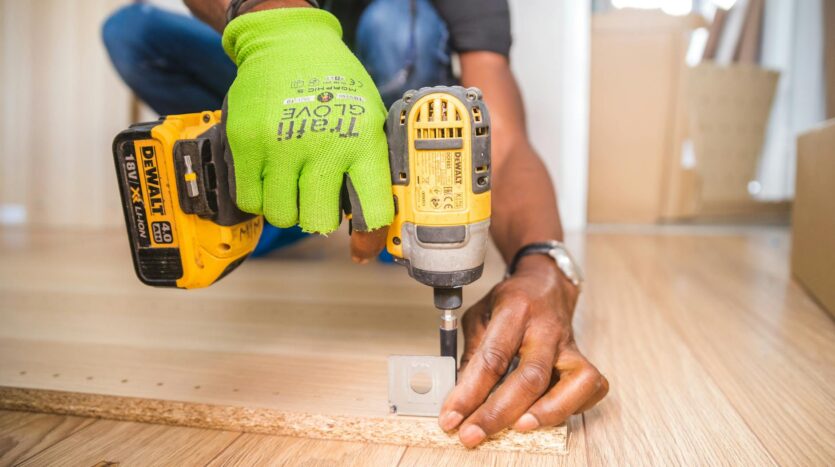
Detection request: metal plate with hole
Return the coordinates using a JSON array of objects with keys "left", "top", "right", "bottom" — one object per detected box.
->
[{"left": 387, "top": 355, "right": 455, "bottom": 417}]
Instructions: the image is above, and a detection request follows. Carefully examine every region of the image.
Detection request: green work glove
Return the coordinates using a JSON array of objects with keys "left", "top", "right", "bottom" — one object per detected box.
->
[{"left": 222, "top": 8, "right": 393, "bottom": 233}]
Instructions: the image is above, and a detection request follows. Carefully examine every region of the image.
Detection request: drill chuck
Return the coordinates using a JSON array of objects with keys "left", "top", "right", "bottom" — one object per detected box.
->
[{"left": 434, "top": 286, "right": 463, "bottom": 310}]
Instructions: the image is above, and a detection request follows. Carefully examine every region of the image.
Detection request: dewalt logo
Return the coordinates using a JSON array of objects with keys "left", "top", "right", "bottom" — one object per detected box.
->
[
  {"left": 454, "top": 152, "right": 463, "bottom": 185},
  {"left": 140, "top": 145, "right": 165, "bottom": 215}
]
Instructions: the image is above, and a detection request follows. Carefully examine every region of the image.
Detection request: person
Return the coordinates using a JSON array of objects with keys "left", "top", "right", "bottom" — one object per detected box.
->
[{"left": 102, "top": 0, "right": 608, "bottom": 448}]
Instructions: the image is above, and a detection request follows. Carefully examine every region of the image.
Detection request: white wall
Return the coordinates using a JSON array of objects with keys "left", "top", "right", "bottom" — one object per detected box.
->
[{"left": 509, "top": 0, "right": 591, "bottom": 231}]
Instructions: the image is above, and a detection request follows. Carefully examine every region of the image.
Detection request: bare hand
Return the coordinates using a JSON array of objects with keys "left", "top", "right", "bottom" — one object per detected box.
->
[{"left": 438, "top": 255, "right": 608, "bottom": 448}]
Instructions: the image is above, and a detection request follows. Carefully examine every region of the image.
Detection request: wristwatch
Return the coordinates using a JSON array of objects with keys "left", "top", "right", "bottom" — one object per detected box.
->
[
  {"left": 227, "top": 0, "right": 320, "bottom": 24},
  {"left": 506, "top": 241, "right": 584, "bottom": 290}
]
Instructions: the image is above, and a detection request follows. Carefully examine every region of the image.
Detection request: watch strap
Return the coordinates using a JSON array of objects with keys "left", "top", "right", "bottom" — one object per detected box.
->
[
  {"left": 227, "top": 0, "right": 319, "bottom": 24},
  {"left": 506, "top": 241, "right": 561, "bottom": 277}
]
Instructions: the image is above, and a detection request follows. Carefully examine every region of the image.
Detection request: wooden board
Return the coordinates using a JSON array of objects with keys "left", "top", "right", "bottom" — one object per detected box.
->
[
  {"left": 0, "top": 227, "right": 567, "bottom": 454},
  {"left": 2, "top": 226, "right": 835, "bottom": 464}
]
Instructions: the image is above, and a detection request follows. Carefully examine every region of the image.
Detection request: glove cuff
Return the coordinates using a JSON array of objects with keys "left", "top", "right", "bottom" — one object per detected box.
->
[
  {"left": 226, "top": 0, "right": 320, "bottom": 25},
  {"left": 222, "top": 8, "right": 343, "bottom": 64}
]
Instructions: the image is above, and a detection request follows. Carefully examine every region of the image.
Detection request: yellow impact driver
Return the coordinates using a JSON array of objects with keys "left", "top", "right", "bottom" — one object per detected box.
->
[
  {"left": 384, "top": 86, "right": 492, "bottom": 365},
  {"left": 112, "top": 86, "right": 491, "bottom": 367}
]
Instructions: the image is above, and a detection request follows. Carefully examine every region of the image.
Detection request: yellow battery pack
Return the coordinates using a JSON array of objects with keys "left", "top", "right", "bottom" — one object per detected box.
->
[{"left": 112, "top": 111, "right": 262, "bottom": 289}]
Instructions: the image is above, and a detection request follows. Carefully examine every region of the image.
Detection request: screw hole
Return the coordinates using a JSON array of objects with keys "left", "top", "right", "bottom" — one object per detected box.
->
[
  {"left": 202, "top": 113, "right": 211, "bottom": 123},
  {"left": 409, "top": 371, "right": 433, "bottom": 395},
  {"left": 393, "top": 237, "right": 401, "bottom": 245},
  {"left": 477, "top": 176, "right": 488, "bottom": 186}
]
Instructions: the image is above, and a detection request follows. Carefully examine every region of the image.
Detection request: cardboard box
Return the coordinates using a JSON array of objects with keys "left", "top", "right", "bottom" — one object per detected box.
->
[
  {"left": 587, "top": 10, "right": 705, "bottom": 223},
  {"left": 792, "top": 120, "right": 835, "bottom": 317}
]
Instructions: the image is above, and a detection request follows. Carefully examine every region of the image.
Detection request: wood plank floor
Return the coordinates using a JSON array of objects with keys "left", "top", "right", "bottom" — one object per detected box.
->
[{"left": 1, "top": 225, "right": 833, "bottom": 465}]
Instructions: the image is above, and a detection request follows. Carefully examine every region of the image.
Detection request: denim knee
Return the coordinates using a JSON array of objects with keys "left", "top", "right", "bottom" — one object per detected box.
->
[
  {"left": 102, "top": 4, "right": 156, "bottom": 84},
  {"left": 356, "top": 0, "right": 454, "bottom": 105}
]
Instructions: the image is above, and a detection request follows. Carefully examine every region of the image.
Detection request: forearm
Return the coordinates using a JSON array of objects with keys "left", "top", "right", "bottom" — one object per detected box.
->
[
  {"left": 184, "top": 0, "right": 311, "bottom": 32},
  {"left": 459, "top": 52, "right": 564, "bottom": 264}
]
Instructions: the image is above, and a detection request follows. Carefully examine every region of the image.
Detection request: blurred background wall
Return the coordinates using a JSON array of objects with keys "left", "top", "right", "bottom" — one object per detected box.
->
[
  {"left": 0, "top": 0, "right": 131, "bottom": 228},
  {"left": 0, "top": 0, "right": 830, "bottom": 231}
]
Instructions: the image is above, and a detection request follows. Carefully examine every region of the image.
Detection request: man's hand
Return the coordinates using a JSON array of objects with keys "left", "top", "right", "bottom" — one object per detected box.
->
[
  {"left": 438, "top": 255, "right": 608, "bottom": 447},
  {"left": 222, "top": 8, "right": 393, "bottom": 256}
]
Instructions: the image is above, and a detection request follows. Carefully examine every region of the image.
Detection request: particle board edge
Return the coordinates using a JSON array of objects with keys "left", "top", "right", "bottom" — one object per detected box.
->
[{"left": 0, "top": 386, "right": 568, "bottom": 455}]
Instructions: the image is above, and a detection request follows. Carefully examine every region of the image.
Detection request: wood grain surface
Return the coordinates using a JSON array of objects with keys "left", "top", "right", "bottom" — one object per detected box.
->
[
  {"left": 0, "top": 227, "right": 567, "bottom": 454},
  {"left": 0, "top": 410, "right": 94, "bottom": 466},
  {"left": 2, "top": 225, "right": 834, "bottom": 465},
  {"left": 19, "top": 418, "right": 240, "bottom": 467}
]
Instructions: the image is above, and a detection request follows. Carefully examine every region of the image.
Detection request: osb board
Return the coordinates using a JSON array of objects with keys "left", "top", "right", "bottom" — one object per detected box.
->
[{"left": 0, "top": 228, "right": 567, "bottom": 453}]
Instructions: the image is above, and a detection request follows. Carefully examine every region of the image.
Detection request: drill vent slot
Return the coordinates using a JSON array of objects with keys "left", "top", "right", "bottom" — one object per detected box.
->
[
  {"left": 472, "top": 106, "right": 483, "bottom": 123},
  {"left": 411, "top": 97, "right": 465, "bottom": 149},
  {"left": 414, "top": 127, "right": 463, "bottom": 139}
]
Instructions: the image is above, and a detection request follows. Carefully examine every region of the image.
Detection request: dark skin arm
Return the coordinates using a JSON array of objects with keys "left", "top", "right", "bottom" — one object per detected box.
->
[{"left": 436, "top": 51, "right": 608, "bottom": 447}]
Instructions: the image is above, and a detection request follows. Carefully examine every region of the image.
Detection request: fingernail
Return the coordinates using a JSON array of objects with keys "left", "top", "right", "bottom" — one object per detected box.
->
[
  {"left": 439, "top": 411, "right": 463, "bottom": 431},
  {"left": 351, "top": 256, "right": 369, "bottom": 264},
  {"left": 459, "top": 425, "right": 487, "bottom": 447},
  {"left": 514, "top": 413, "right": 540, "bottom": 431}
]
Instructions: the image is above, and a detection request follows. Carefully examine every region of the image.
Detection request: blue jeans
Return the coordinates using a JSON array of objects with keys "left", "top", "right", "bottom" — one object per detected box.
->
[{"left": 103, "top": 0, "right": 453, "bottom": 256}]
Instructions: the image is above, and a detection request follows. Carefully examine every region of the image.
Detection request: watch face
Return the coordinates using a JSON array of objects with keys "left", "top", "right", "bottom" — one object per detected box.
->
[{"left": 550, "top": 247, "right": 583, "bottom": 287}]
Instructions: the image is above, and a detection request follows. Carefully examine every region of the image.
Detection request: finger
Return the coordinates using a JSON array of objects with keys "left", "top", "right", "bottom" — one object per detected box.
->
[
  {"left": 261, "top": 163, "right": 300, "bottom": 228},
  {"left": 456, "top": 326, "right": 558, "bottom": 447},
  {"left": 345, "top": 138, "right": 394, "bottom": 232},
  {"left": 576, "top": 374, "right": 609, "bottom": 413},
  {"left": 438, "top": 296, "right": 527, "bottom": 433},
  {"left": 225, "top": 100, "right": 263, "bottom": 215},
  {"left": 298, "top": 162, "right": 344, "bottom": 234},
  {"left": 350, "top": 226, "right": 388, "bottom": 263},
  {"left": 513, "top": 347, "right": 607, "bottom": 431},
  {"left": 458, "top": 296, "right": 491, "bottom": 373}
]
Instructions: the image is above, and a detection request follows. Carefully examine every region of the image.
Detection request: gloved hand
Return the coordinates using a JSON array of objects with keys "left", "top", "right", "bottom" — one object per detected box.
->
[{"left": 222, "top": 8, "right": 393, "bottom": 236}]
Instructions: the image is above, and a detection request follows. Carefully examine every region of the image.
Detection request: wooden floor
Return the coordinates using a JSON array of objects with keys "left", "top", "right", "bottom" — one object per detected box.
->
[{"left": 1, "top": 225, "right": 833, "bottom": 465}]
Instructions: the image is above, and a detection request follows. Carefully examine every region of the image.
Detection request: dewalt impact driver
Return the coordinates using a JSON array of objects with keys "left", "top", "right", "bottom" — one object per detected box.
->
[{"left": 112, "top": 85, "right": 491, "bottom": 363}]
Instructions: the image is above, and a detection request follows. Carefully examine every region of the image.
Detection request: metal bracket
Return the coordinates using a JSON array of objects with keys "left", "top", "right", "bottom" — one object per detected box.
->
[{"left": 387, "top": 355, "right": 455, "bottom": 417}]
